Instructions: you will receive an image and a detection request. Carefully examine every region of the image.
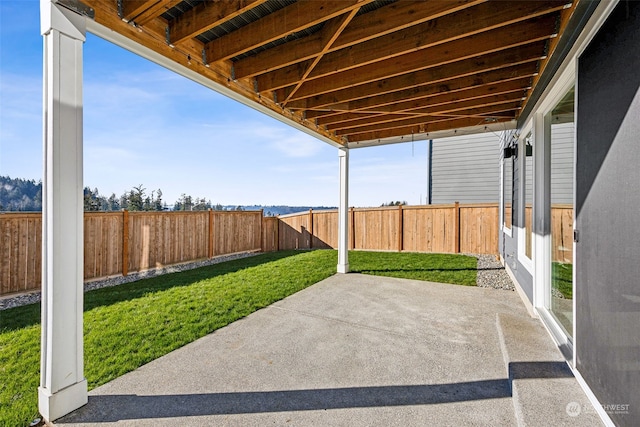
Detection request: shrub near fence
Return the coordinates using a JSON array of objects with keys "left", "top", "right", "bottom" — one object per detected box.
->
[{"left": 0, "top": 210, "right": 269, "bottom": 297}]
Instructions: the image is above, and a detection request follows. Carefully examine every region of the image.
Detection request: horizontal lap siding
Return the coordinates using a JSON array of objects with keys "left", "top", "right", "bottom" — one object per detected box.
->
[{"left": 431, "top": 133, "right": 500, "bottom": 204}]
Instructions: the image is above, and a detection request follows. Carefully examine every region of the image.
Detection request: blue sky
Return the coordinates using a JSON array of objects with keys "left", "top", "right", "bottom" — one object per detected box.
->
[{"left": 0, "top": 1, "right": 430, "bottom": 207}]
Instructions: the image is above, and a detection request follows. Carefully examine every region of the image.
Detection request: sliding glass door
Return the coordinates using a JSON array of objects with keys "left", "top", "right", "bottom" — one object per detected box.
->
[{"left": 547, "top": 87, "right": 575, "bottom": 338}]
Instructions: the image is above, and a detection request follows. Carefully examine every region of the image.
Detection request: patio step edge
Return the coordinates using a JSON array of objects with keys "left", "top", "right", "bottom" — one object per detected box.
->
[{"left": 495, "top": 312, "right": 603, "bottom": 427}]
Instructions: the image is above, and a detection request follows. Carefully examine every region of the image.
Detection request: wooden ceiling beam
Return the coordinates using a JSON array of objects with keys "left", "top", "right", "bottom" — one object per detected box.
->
[
  {"left": 121, "top": 0, "right": 158, "bottom": 22},
  {"left": 332, "top": 96, "right": 525, "bottom": 133},
  {"left": 259, "top": 0, "right": 567, "bottom": 92},
  {"left": 320, "top": 79, "right": 532, "bottom": 128},
  {"left": 233, "top": 0, "right": 486, "bottom": 79},
  {"left": 126, "top": 0, "right": 182, "bottom": 26},
  {"left": 347, "top": 117, "right": 514, "bottom": 143},
  {"left": 83, "top": 0, "right": 345, "bottom": 146},
  {"left": 285, "top": 41, "right": 547, "bottom": 111},
  {"left": 204, "top": 0, "right": 367, "bottom": 63},
  {"left": 277, "top": 15, "right": 558, "bottom": 101},
  {"left": 282, "top": 9, "right": 361, "bottom": 104},
  {"left": 336, "top": 106, "right": 520, "bottom": 141},
  {"left": 168, "top": 0, "right": 269, "bottom": 46},
  {"left": 335, "top": 103, "right": 521, "bottom": 139},
  {"left": 308, "top": 62, "right": 538, "bottom": 122},
  {"left": 340, "top": 103, "right": 520, "bottom": 137}
]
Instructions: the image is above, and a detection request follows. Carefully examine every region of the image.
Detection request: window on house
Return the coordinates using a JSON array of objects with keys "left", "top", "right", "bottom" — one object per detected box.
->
[
  {"left": 524, "top": 132, "right": 533, "bottom": 259},
  {"left": 503, "top": 151, "right": 513, "bottom": 230}
]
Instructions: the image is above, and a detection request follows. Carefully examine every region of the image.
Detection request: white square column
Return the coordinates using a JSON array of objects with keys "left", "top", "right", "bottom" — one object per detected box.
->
[
  {"left": 39, "top": 1, "right": 88, "bottom": 422},
  {"left": 337, "top": 147, "right": 350, "bottom": 273}
]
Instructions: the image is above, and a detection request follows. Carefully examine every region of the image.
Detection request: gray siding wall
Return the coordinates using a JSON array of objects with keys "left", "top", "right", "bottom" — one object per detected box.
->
[
  {"left": 575, "top": 2, "right": 640, "bottom": 425},
  {"left": 502, "top": 149, "right": 534, "bottom": 303},
  {"left": 551, "top": 122, "right": 574, "bottom": 205},
  {"left": 431, "top": 132, "right": 500, "bottom": 203}
]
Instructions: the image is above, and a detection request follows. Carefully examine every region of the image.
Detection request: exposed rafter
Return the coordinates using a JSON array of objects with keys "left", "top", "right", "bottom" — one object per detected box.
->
[
  {"left": 232, "top": 0, "right": 487, "bottom": 79},
  {"left": 286, "top": 41, "right": 548, "bottom": 111},
  {"left": 204, "top": 0, "right": 369, "bottom": 63},
  {"left": 276, "top": 15, "right": 558, "bottom": 100},
  {"left": 256, "top": 0, "right": 566, "bottom": 92},
  {"left": 335, "top": 101, "right": 522, "bottom": 137},
  {"left": 309, "top": 63, "right": 538, "bottom": 122},
  {"left": 282, "top": 7, "right": 363, "bottom": 104},
  {"left": 84, "top": 0, "right": 575, "bottom": 146},
  {"left": 123, "top": 0, "right": 183, "bottom": 25},
  {"left": 320, "top": 78, "right": 532, "bottom": 128},
  {"left": 168, "top": 0, "right": 269, "bottom": 46}
]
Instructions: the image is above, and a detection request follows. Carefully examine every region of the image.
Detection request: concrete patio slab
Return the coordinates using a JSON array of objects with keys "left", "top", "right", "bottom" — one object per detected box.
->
[{"left": 56, "top": 274, "right": 602, "bottom": 426}]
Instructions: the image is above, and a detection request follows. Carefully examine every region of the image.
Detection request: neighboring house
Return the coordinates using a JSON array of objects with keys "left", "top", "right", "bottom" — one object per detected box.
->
[{"left": 429, "top": 132, "right": 501, "bottom": 204}]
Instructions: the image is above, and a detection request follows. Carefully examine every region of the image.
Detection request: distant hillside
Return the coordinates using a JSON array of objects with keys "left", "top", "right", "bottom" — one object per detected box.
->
[
  {"left": 0, "top": 176, "right": 335, "bottom": 215},
  {"left": 0, "top": 176, "right": 42, "bottom": 211},
  {"left": 238, "top": 205, "right": 337, "bottom": 217}
]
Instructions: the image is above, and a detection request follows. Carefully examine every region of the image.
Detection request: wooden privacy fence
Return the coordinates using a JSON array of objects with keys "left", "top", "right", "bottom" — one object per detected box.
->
[
  {"left": 278, "top": 203, "right": 500, "bottom": 254},
  {"left": 1, "top": 210, "right": 270, "bottom": 297},
  {"left": 0, "top": 204, "right": 575, "bottom": 297}
]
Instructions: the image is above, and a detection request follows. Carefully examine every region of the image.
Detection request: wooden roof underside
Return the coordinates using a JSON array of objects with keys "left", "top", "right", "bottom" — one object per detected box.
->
[{"left": 84, "top": 0, "right": 577, "bottom": 147}]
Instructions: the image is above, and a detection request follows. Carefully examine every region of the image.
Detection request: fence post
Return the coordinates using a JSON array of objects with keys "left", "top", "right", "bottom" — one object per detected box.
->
[
  {"left": 454, "top": 201, "right": 460, "bottom": 253},
  {"left": 208, "top": 208, "right": 214, "bottom": 258},
  {"left": 276, "top": 215, "right": 280, "bottom": 251},
  {"left": 260, "top": 209, "right": 264, "bottom": 252},
  {"left": 122, "top": 209, "right": 129, "bottom": 276},
  {"left": 349, "top": 207, "right": 355, "bottom": 250},
  {"left": 398, "top": 204, "right": 404, "bottom": 252},
  {"left": 308, "top": 209, "right": 313, "bottom": 249}
]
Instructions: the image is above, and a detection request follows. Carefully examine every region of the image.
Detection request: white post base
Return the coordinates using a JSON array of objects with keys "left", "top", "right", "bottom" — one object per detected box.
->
[
  {"left": 337, "top": 263, "right": 350, "bottom": 274},
  {"left": 38, "top": 380, "right": 88, "bottom": 422}
]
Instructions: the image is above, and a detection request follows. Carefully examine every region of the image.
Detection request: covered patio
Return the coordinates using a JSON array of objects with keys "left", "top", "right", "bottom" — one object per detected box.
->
[
  {"left": 57, "top": 273, "right": 600, "bottom": 426},
  {"left": 38, "top": 0, "right": 637, "bottom": 425}
]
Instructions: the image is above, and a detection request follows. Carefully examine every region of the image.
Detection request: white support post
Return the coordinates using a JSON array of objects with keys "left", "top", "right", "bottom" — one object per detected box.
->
[
  {"left": 337, "top": 147, "right": 350, "bottom": 273},
  {"left": 39, "top": 1, "right": 88, "bottom": 422}
]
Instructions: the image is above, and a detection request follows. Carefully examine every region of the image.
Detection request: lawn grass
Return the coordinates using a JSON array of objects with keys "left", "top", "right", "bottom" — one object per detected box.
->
[
  {"left": 350, "top": 251, "right": 477, "bottom": 286},
  {"left": 552, "top": 262, "right": 573, "bottom": 299},
  {"left": 0, "top": 250, "right": 477, "bottom": 426}
]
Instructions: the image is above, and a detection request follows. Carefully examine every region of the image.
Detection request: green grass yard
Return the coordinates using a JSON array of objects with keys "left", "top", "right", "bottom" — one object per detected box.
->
[
  {"left": 0, "top": 250, "right": 477, "bottom": 426},
  {"left": 552, "top": 262, "right": 573, "bottom": 299}
]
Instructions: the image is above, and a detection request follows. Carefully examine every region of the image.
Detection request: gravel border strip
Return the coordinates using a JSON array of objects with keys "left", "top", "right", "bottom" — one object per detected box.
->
[
  {"left": 1, "top": 251, "right": 514, "bottom": 311},
  {"left": 471, "top": 253, "right": 515, "bottom": 291},
  {"left": 0, "top": 251, "right": 260, "bottom": 311}
]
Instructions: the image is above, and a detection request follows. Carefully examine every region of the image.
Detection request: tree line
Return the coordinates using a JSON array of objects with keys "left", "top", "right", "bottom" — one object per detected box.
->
[{"left": 0, "top": 176, "right": 237, "bottom": 212}]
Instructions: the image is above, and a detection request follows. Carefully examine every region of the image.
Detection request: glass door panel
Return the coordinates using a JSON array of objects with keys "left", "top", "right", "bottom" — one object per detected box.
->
[{"left": 549, "top": 87, "right": 575, "bottom": 337}]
